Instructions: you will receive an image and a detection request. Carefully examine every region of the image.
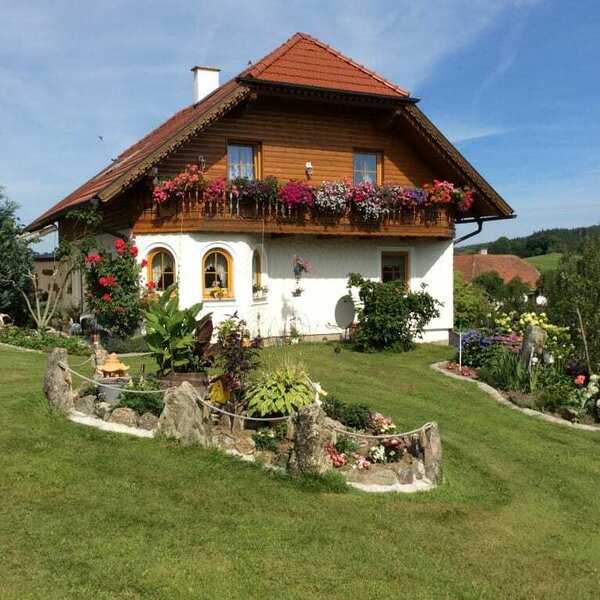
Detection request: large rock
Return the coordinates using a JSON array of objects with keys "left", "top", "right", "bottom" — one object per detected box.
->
[
  {"left": 95, "top": 401, "right": 112, "bottom": 420},
  {"left": 420, "top": 422, "right": 442, "bottom": 483},
  {"left": 44, "top": 348, "right": 76, "bottom": 411},
  {"left": 138, "top": 412, "right": 159, "bottom": 431},
  {"left": 291, "top": 404, "right": 334, "bottom": 475},
  {"left": 520, "top": 324, "right": 547, "bottom": 368},
  {"left": 109, "top": 407, "right": 138, "bottom": 427},
  {"left": 74, "top": 394, "right": 96, "bottom": 416},
  {"left": 158, "top": 382, "right": 212, "bottom": 446}
]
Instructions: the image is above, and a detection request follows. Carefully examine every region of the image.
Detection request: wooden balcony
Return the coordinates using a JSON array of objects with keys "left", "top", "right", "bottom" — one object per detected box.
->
[{"left": 133, "top": 194, "right": 455, "bottom": 238}]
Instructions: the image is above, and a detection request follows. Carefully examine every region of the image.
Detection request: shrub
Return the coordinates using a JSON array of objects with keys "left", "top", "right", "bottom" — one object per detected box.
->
[
  {"left": 453, "top": 272, "right": 494, "bottom": 329},
  {"left": 0, "top": 327, "right": 90, "bottom": 355},
  {"left": 215, "top": 315, "right": 260, "bottom": 406},
  {"left": 105, "top": 334, "right": 149, "bottom": 354},
  {"left": 246, "top": 363, "right": 314, "bottom": 417},
  {"left": 115, "top": 376, "right": 164, "bottom": 417},
  {"left": 322, "top": 395, "right": 372, "bottom": 430},
  {"left": 347, "top": 273, "right": 441, "bottom": 352},
  {"left": 84, "top": 238, "right": 143, "bottom": 337}
]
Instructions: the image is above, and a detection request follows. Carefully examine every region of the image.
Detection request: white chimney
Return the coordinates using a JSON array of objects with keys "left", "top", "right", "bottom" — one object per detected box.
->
[{"left": 191, "top": 66, "right": 220, "bottom": 103}]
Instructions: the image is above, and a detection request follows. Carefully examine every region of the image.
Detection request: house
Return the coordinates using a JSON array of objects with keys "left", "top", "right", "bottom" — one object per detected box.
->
[
  {"left": 454, "top": 250, "right": 540, "bottom": 289},
  {"left": 27, "top": 33, "right": 514, "bottom": 342},
  {"left": 33, "top": 253, "right": 78, "bottom": 308}
]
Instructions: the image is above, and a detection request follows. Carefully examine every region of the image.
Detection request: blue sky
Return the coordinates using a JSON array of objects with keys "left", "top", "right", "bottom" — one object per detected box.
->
[{"left": 2, "top": 0, "right": 599, "bottom": 249}]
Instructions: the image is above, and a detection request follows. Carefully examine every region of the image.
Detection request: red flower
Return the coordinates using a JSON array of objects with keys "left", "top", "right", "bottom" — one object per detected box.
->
[
  {"left": 98, "top": 276, "right": 108, "bottom": 286},
  {"left": 117, "top": 306, "right": 125, "bottom": 313},
  {"left": 114, "top": 239, "right": 127, "bottom": 254},
  {"left": 102, "top": 293, "right": 111, "bottom": 302},
  {"left": 147, "top": 281, "right": 157, "bottom": 289},
  {"left": 130, "top": 246, "right": 138, "bottom": 257},
  {"left": 86, "top": 253, "right": 101, "bottom": 264},
  {"left": 141, "top": 259, "right": 148, "bottom": 267},
  {"left": 575, "top": 375, "right": 586, "bottom": 386}
]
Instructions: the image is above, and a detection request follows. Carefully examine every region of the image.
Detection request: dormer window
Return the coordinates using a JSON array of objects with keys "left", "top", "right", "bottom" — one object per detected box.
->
[
  {"left": 228, "top": 143, "right": 261, "bottom": 180},
  {"left": 353, "top": 151, "right": 382, "bottom": 185}
]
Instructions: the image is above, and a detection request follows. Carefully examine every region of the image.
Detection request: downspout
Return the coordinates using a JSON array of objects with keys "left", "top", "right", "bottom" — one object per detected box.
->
[{"left": 454, "top": 216, "right": 483, "bottom": 245}]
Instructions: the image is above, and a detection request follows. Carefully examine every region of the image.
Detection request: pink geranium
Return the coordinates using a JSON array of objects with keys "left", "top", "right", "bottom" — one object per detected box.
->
[{"left": 278, "top": 180, "right": 314, "bottom": 209}]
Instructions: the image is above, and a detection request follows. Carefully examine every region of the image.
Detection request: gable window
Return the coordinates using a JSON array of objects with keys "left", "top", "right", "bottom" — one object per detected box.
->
[
  {"left": 381, "top": 252, "right": 408, "bottom": 285},
  {"left": 353, "top": 151, "right": 382, "bottom": 185},
  {"left": 148, "top": 249, "right": 175, "bottom": 291},
  {"left": 203, "top": 248, "right": 233, "bottom": 299},
  {"left": 228, "top": 143, "right": 261, "bottom": 180}
]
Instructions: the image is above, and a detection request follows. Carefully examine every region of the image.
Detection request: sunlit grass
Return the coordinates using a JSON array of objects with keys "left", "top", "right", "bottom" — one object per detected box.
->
[{"left": 0, "top": 343, "right": 599, "bottom": 598}]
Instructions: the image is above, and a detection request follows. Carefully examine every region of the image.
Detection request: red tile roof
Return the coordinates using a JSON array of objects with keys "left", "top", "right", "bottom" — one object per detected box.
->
[
  {"left": 240, "top": 32, "right": 409, "bottom": 97},
  {"left": 28, "top": 78, "right": 241, "bottom": 230},
  {"left": 29, "top": 33, "right": 512, "bottom": 231},
  {"left": 454, "top": 254, "right": 540, "bottom": 288}
]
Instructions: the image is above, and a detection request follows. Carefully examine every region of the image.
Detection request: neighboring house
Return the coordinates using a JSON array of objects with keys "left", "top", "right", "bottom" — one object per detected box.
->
[
  {"left": 33, "top": 253, "right": 79, "bottom": 309},
  {"left": 27, "top": 33, "right": 514, "bottom": 342},
  {"left": 454, "top": 250, "right": 540, "bottom": 289}
]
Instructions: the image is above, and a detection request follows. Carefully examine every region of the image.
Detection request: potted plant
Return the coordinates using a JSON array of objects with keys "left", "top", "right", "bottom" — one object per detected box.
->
[{"left": 143, "top": 283, "right": 212, "bottom": 392}]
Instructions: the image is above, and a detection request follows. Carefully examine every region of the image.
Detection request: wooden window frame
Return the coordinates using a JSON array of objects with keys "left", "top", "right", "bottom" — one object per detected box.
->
[
  {"left": 147, "top": 249, "right": 176, "bottom": 291},
  {"left": 353, "top": 149, "right": 383, "bottom": 185},
  {"left": 381, "top": 251, "right": 409, "bottom": 286},
  {"left": 202, "top": 248, "right": 234, "bottom": 300},
  {"left": 227, "top": 141, "right": 262, "bottom": 180}
]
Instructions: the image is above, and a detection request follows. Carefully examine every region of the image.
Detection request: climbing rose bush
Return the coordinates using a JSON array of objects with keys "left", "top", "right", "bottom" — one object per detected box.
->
[{"left": 84, "top": 239, "right": 143, "bottom": 337}]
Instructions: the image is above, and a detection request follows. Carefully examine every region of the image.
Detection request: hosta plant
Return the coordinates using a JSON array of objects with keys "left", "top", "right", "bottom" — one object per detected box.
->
[{"left": 245, "top": 363, "right": 314, "bottom": 416}]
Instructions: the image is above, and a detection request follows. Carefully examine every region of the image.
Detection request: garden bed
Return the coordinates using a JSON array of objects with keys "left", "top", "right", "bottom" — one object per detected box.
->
[{"left": 435, "top": 361, "right": 600, "bottom": 433}]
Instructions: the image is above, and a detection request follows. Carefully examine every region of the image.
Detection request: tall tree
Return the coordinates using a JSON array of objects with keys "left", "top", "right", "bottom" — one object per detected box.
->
[
  {"left": 542, "top": 233, "right": 600, "bottom": 370},
  {"left": 0, "top": 189, "right": 34, "bottom": 324}
]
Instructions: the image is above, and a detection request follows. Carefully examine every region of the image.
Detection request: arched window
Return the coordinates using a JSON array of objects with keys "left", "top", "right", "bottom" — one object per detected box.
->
[
  {"left": 203, "top": 248, "right": 233, "bottom": 299},
  {"left": 147, "top": 249, "right": 176, "bottom": 291},
  {"left": 252, "top": 250, "right": 262, "bottom": 293}
]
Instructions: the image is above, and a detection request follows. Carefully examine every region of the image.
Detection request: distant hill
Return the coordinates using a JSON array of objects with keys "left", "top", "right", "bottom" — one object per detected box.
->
[{"left": 457, "top": 225, "right": 600, "bottom": 258}]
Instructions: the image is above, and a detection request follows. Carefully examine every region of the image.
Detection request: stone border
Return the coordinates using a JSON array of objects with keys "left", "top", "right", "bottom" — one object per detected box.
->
[
  {"left": 431, "top": 361, "right": 600, "bottom": 433},
  {"left": 348, "top": 479, "right": 435, "bottom": 494},
  {"left": 68, "top": 410, "right": 155, "bottom": 438}
]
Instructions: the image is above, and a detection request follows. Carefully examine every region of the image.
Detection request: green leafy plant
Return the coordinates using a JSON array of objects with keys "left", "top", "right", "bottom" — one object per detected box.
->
[
  {"left": 252, "top": 422, "right": 287, "bottom": 452},
  {"left": 334, "top": 435, "right": 360, "bottom": 455},
  {"left": 246, "top": 363, "right": 314, "bottom": 417},
  {"left": 143, "top": 283, "right": 211, "bottom": 375},
  {"left": 115, "top": 376, "right": 164, "bottom": 417},
  {"left": 215, "top": 314, "right": 260, "bottom": 404},
  {"left": 322, "top": 395, "right": 372, "bottom": 430},
  {"left": 0, "top": 327, "right": 90, "bottom": 355},
  {"left": 347, "top": 273, "right": 441, "bottom": 352}
]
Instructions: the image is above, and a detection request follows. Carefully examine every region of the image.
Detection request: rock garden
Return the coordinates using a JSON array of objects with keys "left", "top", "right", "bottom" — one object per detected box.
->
[{"left": 42, "top": 285, "right": 442, "bottom": 493}]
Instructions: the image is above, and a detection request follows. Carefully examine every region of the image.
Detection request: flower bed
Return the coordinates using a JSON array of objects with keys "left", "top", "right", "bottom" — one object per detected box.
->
[{"left": 0, "top": 327, "right": 90, "bottom": 355}]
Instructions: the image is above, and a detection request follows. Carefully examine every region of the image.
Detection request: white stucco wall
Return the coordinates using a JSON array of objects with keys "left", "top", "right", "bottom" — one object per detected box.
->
[{"left": 132, "top": 232, "right": 453, "bottom": 343}]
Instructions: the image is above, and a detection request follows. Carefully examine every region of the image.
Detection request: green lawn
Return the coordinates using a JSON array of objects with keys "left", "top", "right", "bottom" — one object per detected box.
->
[
  {"left": 1, "top": 344, "right": 599, "bottom": 599},
  {"left": 524, "top": 252, "right": 562, "bottom": 272}
]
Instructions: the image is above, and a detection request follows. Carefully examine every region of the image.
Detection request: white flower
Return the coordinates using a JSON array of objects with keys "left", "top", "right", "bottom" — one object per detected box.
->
[{"left": 590, "top": 374, "right": 599, "bottom": 383}]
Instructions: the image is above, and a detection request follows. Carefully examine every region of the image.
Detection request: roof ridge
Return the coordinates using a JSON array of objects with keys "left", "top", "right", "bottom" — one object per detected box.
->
[
  {"left": 295, "top": 32, "right": 410, "bottom": 97},
  {"left": 241, "top": 33, "right": 305, "bottom": 79}
]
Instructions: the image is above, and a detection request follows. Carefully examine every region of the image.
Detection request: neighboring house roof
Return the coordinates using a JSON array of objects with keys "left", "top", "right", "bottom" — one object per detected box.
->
[
  {"left": 454, "top": 254, "right": 540, "bottom": 288},
  {"left": 27, "top": 32, "right": 514, "bottom": 231}
]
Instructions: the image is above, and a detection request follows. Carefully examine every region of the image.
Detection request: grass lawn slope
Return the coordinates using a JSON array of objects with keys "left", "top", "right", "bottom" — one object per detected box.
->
[
  {"left": 525, "top": 252, "right": 562, "bottom": 273},
  {"left": 1, "top": 344, "right": 599, "bottom": 599}
]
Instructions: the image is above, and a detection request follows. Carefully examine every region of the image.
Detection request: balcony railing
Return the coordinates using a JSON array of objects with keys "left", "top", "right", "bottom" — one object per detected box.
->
[{"left": 135, "top": 193, "right": 455, "bottom": 238}]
